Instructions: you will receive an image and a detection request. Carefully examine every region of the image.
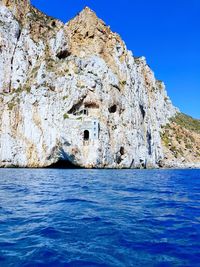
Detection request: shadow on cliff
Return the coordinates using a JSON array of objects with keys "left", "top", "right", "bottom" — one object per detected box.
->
[
  {"left": 47, "top": 147, "right": 82, "bottom": 169},
  {"left": 48, "top": 160, "right": 82, "bottom": 169}
]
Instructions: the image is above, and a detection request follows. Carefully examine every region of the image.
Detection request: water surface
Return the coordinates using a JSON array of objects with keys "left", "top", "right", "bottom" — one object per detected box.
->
[{"left": 0, "top": 169, "right": 200, "bottom": 266}]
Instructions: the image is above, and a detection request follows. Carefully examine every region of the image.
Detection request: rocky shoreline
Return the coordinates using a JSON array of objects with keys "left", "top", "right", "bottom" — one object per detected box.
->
[{"left": 0, "top": 0, "right": 199, "bottom": 169}]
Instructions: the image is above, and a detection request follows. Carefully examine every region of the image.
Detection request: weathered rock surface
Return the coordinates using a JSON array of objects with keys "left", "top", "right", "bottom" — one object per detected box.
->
[{"left": 0, "top": 0, "right": 198, "bottom": 168}]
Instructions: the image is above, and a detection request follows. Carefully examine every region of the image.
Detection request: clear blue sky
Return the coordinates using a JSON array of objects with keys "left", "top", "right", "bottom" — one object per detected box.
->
[{"left": 31, "top": 0, "right": 200, "bottom": 118}]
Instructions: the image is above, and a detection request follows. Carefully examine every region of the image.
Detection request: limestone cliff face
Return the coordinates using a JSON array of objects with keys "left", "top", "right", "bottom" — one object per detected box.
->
[
  {"left": 2, "top": 0, "right": 30, "bottom": 23},
  {"left": 0, "top": 1, "right": 182, "bottom": 168}
]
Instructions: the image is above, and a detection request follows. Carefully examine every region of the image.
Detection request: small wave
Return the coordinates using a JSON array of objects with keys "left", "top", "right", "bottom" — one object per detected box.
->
[
  {"left": 0, "top": 254, "right": 6, "bottom": 262},
  {"left": 0, "top": 169, "right": 200, "bottom": 267},
  {"left": 81, "top": 186, "right": 89, "bottom": 190},
  {"left": 0, "top": 241, "right": 15, "bottom": 247},
  {"left": 81, "top": 216, "right": 102, "bottom": 222},
  {"left": 30, "top": 226, "right": 62, "bottom": 239},
  {"left": 66, "top": 260, "right": 107, "bottom": 267},
  {"left": 40, "top": 227, "right": 62, "bottom": 238},
  {"left": 123, "top": 187, "right": 156, "bottom": 194},
  {"left": 58, "top": 198, "right": 97, "bottom": 204}
]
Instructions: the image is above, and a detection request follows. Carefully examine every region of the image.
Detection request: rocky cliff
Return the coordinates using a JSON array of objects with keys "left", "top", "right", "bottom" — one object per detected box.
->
[
  {"left": 0, "top": 0, "right": 199, "bottom": 168},
  {"left": 161, "top": 113, "right": 200, "bottom": 168}
]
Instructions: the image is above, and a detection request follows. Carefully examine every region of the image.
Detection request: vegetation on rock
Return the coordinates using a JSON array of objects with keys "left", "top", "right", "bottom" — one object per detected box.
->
[
  {"left": 161, "top": 113, "right": 200, "bottom": 165},
  {"left": 172, "top": 113, "right": 200, "bottom": 134}
]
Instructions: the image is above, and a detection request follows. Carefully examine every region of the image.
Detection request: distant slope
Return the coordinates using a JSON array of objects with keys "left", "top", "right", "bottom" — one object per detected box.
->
[{"left": 161, "top": 113, "right": 200, "bottom": 168}]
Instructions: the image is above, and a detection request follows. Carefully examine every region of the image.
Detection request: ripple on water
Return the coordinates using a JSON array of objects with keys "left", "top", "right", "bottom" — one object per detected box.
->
[
  {"left": 0, "top": 169, "right": 200, "bottom": 266},
  {"left": 58, "top": 198, "right": 98, "bottom": 204}
]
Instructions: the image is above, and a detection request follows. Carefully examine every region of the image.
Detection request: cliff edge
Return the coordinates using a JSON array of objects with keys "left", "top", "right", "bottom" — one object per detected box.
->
[{"left": 0, "top": 1, "right": 199, "bottom": 168}]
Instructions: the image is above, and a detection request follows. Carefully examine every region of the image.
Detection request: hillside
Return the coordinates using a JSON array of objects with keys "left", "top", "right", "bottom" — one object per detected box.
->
[{"left": 161, "top": 113, "right": 200, "bottom": 168}]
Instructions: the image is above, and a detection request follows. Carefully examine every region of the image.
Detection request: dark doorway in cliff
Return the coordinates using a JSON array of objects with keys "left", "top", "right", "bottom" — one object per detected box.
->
[
  {"left": 84, "top": 130, "right": 90, "bottom": 141},
  {"left": 108, "top": 105, "right": 117, "bottom": 113},
  {"left": 48, "top": 159, "right": 81, "bottom": 169}
]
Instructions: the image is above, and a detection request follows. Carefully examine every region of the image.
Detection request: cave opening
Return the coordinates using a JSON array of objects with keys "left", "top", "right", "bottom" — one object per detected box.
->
[
  {"left": 56, "top": 50, "right": 71, "bottom": 59},
  {"left": 48, "top": 159, "right": 82, "bottom": 169},
  {"left": 51, "top": 21, "right": 56, "bottom": 27},
  {"left": 68, "top": 99, "right": 84, "bottom": 114},
  {"left": 120, "top": 146, "right": 125, "bottom": 155},
  {"left": 108, "top": 105, "right": 117, "bottom": 113}
]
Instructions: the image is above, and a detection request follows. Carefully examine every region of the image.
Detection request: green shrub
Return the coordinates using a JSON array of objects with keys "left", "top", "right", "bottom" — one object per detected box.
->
[
  {"left": 172, "top": 113, "right": 200, "bottom": 134},
  {"left": 8, "top": 102, "right": 16, "bottom": 111},
  {"left": 63, "top": 95, "right": 68, "bottom": 100},
  {"left": 121, "top": 80, "right": 126, "bottom": 85},
  {"left": 63, "top": 113, "right": 69, "bottom": 119}
]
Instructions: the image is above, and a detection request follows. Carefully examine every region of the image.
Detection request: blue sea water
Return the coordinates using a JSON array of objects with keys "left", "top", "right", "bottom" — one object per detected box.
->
[{"left": 0, "top": 169, "right": 200, "bottom": 267}]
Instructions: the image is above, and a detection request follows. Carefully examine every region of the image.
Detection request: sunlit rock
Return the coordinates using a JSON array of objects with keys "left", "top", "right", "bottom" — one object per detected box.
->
[{"left": 0, "top": 1, "right": 189, "bottom": 168}]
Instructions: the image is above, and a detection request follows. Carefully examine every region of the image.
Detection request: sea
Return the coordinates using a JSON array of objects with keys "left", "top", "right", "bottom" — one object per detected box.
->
[{"left": 0, "top": 169, "right": 200, "bottom": 267}]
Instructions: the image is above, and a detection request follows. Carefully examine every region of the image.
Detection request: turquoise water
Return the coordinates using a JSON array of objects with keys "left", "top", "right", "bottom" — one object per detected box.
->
[{"left": 0, "top": 169, "right": 200, "bottom": 266}]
